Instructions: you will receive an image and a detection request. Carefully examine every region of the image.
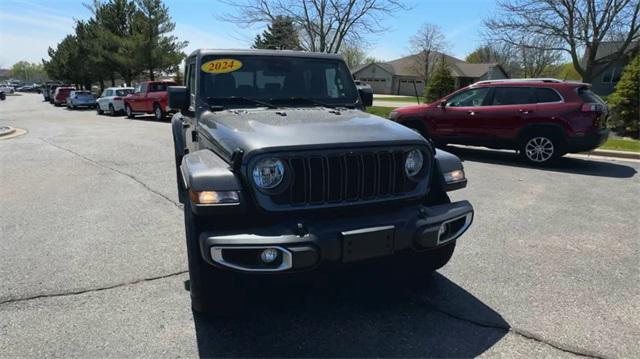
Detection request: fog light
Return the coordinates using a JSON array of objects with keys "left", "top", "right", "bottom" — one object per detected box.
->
[{"left": 260, "top": 248, "right": 279, "bottom": 263}]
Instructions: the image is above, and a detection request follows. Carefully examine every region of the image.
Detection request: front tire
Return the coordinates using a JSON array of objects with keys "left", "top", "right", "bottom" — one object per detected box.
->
[
  {"left": 183, "top": 199, "right": 246, "bottom": 316},
  {"left": 97, "top": 105, "right": 104, "bottom": 115},
  {"left": 109, "top": 104, "right": 116, "bottom": 117},
  {"left": 125, "top": 104, "right": 134, "bottom": 119},
  {"left": 153, "top": 104, "right": 165, "bottom": 121}
]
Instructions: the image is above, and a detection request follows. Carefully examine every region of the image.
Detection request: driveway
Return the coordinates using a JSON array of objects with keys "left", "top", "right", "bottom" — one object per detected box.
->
[{"left": 1, "top": 94, "right": 638, "bottom": 357}]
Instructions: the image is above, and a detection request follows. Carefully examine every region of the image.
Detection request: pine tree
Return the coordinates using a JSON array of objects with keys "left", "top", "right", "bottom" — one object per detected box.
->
[
  {"left": 252, "top": 16, "right": 301, "bottom": 50},
  {"left": 425, "top": 56, "right": 454, "bottom": 102},
  {"left": 133, "top": 0, "right": 187, "bottom": 80},
  {"left": 608, "top": 55, "right": 640, "bottom": 138}
]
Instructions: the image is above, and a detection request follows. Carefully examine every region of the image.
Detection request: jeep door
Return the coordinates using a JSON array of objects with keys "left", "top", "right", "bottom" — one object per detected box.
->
[
  {"left": 430, "top": 87, "right": 491, "bottom": 142},
  {"left": 477, "top": 86, "right": 537, "bottom": 140}
]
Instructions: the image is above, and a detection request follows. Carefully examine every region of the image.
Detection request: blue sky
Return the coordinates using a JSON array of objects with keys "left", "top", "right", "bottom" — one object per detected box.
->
[{"left": 0, "top": 0, "right": 498, "bottom": 68}]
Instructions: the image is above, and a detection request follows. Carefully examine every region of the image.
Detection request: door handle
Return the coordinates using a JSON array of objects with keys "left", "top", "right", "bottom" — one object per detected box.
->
[
  {"left": 519, "top": 109, "right": 533, "bottom": 114},
  {"left": 467, "top": 110, "right": 479, "bottom": 116}
]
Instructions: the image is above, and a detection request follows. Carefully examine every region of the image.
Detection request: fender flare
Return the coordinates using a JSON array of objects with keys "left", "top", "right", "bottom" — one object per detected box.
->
[
  {"left": 180, "top": 149, "right": 241, "bottom": 192},
  {"left": 434, "top": 149, "right": 466, "bottom": 192}
]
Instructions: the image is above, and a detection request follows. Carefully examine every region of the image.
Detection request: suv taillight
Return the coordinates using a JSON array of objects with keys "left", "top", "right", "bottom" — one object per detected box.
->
[
  {"left": 113, "top": 97, "right": 122, "bottom": 101},
  {"left": 581, "top": 103, "right": 604, "bottom": 112}
]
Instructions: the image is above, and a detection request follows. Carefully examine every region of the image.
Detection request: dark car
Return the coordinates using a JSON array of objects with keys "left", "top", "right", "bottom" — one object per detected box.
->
[
  {"left": 168, "top": 49, "right": 474, "bottom": 316},
  {"left": 43, "top": 82, "right": 61, "bottom": 102},
  {"left": 389, "top": 79, "right": 609, "bottom": 164}
]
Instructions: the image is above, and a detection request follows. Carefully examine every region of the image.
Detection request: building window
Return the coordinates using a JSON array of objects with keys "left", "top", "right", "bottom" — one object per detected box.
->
[{"left": 602, "top": 67, "right": 622, "bottom": 83}]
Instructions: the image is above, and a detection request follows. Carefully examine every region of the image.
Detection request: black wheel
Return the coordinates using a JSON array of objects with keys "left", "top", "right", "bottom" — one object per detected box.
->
[
  {"left": 109, "top": 104, "right": 116, "bottom": 117},
  {"left": 153, "top": 103, "right": 165, "bottom": 121},
  {"left": 125, "top": 104, "right": 134, "bottom": 119},
  {"left": 97, "top": 105, "right": 104, "bottom": 115},
  {"left": 183, "top": 199, "right": 246, "bottom": 316},
  {"left": 520, "top": 133, "right": 562, "bottom": 165}
]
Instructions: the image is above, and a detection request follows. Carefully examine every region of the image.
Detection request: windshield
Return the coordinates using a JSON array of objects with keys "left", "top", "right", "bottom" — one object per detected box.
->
[
  {"left": 116, "top": 89, "right": 133, "bottom": 96},
  {"left": 199, "top": 55, "right": 359, "bottom": 108}
]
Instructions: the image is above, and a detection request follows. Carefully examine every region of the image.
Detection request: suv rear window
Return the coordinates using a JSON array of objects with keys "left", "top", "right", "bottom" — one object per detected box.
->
[
  {"left": 577, "top": 87, "right": 605, "bottom": 104},
  {"left": 116, "top": 89, "right": 133, "bottom": 96},
  {"left": 535, "top": 88, "right": 562, "bottom": 103},
  {"left": 491, "top": 87, "right": 534, "bottom": 105},
  {"left": 149, "top": 82, "right": 176, "bottom": 92}
]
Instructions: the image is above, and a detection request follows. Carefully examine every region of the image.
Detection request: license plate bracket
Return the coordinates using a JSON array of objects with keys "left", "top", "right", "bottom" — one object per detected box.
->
[{"left": 341, "top": 226, "right": 395, "bottom": 263}]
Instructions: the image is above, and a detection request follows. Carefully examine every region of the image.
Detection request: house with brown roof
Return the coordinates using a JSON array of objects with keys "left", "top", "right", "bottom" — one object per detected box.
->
[{"left": 353, "top": 52, "right": 509, "bottom": 96}]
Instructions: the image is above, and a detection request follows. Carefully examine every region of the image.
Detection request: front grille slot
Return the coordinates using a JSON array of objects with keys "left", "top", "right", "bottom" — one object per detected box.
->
[{"left": 270, "top": 149, "right": 422, "bottom": 207}]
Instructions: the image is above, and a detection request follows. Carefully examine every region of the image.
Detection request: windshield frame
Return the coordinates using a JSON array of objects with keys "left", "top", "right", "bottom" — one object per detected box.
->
[{"left": 197, "top": 55, "right": 361, "bottom": 109}]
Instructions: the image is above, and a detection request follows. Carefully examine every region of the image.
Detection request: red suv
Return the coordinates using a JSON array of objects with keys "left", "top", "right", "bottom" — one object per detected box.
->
[{"left": 389, "top": 79, "right": 609, "bottom": 164}]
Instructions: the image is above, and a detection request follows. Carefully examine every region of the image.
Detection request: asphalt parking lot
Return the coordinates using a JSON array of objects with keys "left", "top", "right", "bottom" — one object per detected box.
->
[{"left": 1, "top": 93, "right": 639, "bottom": 358}]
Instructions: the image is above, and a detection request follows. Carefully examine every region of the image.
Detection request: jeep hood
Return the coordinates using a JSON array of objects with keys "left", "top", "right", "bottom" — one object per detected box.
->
[{"left": 198, "top": 108, "right": 427, "bottom": 158}]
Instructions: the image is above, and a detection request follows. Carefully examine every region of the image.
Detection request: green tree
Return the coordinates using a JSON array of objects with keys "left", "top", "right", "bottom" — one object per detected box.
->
[
  {"left": 133, "top": 0, "right": 188, "bottom": 80},
  {"left": 252, "top": 16, "right": 301, "bottom": 50},
  {"left": 425, "top": 55, "right": 454, "bottom": 102},
  {"left": 10, "top": 61, "right": 48, "bottom": 82},
  {"left": 608, "top": 55, "right": 640, "bottom": 138}
]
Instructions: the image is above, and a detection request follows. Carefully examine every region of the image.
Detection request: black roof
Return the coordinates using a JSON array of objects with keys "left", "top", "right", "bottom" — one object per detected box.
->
[{"left": 189, "top": 48, "right": 344, "bottom": 60}]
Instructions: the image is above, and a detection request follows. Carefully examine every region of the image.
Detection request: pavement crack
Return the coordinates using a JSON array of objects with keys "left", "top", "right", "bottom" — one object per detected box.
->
[
  {"left": 422, "top": 297, "right": 607, "bottom": 359},
  {"left": 0, "top": 271, "right": 187, "bottom": 306},
  {"left": 40, "top": 137, "right": 182, "bottom": 209}
]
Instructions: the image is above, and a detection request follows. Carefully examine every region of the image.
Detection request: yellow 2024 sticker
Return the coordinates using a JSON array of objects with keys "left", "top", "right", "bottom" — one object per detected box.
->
[{"left": 201, "top": 59, "right": 242, "bottom": 74}]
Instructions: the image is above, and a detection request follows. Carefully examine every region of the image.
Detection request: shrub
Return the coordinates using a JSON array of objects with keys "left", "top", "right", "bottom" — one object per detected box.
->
[
  {"left": 608, "top": 55, "right": 639, "bottom": 138},
  {"left": 425, "top": 56, "right": 455, "bottom": 103}
]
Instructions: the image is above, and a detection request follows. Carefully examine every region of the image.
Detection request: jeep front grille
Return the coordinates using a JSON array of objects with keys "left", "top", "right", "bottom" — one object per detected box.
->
[{"left": 255, "top": 148, "right": 429, "bottom": 210}]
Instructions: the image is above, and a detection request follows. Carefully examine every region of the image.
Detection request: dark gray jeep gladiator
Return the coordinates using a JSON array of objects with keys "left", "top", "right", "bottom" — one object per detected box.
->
[{"left": 169, "top": 49, "right": 474, "bottom": 316}]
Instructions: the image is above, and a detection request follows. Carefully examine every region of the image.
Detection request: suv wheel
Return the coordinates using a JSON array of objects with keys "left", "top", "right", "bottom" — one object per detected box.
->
[
  {"left": 97, "top": 105, "right": 103, "bottom": 115},
  {"left": 183, "top": 199, "right": 246, "bottom": 317},
  {"left": 125, "top": 104, "right": 134, "bottom": 119},
  {"left": 109, "top": 104, "right": 116, "bottom": 117},
  {"left": 153, "top": 104, "right": 165, "bottom": 121},
  {"left": 521, "top": 135, "right": 558, "bottom": 164}
]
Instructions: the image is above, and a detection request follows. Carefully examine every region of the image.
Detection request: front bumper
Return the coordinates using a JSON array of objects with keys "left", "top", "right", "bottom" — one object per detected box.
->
[
  {"left": 566, "top": 129, "right": 609, "bottom": 152},
  {"left": 198, "top": 200, "right": 473, "bottom": 272}
]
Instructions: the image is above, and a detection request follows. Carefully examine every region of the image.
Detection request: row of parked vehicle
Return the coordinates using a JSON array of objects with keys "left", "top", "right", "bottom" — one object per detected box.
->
[{"left": 41, "top": 80, "right": 178, "bottom": 120}]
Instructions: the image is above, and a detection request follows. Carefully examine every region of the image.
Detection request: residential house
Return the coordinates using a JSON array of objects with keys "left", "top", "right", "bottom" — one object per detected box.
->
[
  {"left": 584, "top": 41, "right": 639, "bottom": 96},
  {"left": 352, "top": 52, "right": 509, "bottom": 96}
]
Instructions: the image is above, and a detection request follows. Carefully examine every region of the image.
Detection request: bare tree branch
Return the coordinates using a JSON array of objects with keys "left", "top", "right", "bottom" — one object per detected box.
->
[{"left": 217, "top": 0, "right": 408, "bottom": 53}]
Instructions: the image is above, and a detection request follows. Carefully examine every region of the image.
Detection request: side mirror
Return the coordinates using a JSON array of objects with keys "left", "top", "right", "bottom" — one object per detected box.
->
[
  {"left": 358, "top": 87, "right": 373, "bottom": 107},
  {"left": 168, "top": 86, "right": 188, "bottom": 111},
  {"left": 439, "top": 100, "right": 447, "bottom": 109}
]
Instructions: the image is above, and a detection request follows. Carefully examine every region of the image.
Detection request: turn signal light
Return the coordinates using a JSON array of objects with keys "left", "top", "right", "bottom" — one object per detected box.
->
[{"left": 189, "top": 190, "right": 239, "bottom": 205}]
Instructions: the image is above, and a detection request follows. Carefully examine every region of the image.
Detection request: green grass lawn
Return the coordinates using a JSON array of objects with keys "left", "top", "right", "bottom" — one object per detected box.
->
[
  {"left": 600, "top": 137, "right": 640, "bottom": 152},
  {"left": 373, "top": 96, "right": 421, "bottom": 103},
  {"left": 366, "top": 106, "right": 395, "bottom": 118}
]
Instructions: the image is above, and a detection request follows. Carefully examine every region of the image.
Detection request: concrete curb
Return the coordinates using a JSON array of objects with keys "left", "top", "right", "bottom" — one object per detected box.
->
[
  {"left": 0, "top": 126, "right": 16, "bottom": 137},
  {"left": 586, "top": 149, "right": 640, "bottom": 160}
]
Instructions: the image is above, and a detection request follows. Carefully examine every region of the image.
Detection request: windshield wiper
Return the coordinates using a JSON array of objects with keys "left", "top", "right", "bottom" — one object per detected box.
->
[
  {"left": 269, "top": 97, "right": 355, "bottom": 109},
  {"left": 206, "top": 96, "right": 277, "bottom": 109}
]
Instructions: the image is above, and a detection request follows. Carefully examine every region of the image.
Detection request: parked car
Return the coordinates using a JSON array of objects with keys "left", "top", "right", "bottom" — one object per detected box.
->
[
  {"left": 0, "top": 85, "right": 15, "bottom": 94},
  {"left": 169, "top": 49, "right": 474, "bottom": 316},
  {"left": 67, "top": 90, "right": 96, "bottom": 109},
  {"left": 96, "top": 87, "right": 134, "bottom": 116},
  {"left": 124, "top": 80, "right": 177, "bottom": 120},
  {"left": 52, "top": 86, "right": 75, "bottom": 106},
  {"left": 389, "top": 78, "right": 609, "bottom": 164},
  {"left": 43, "top": 82, "right": 61, "bottom": 101}
]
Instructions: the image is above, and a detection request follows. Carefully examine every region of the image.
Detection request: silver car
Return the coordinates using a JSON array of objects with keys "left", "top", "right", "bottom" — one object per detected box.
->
[
  {"left": 67, "top": 90, "right": 97, "bottom": 109},
  {"left": 96, "top": 87, "right": 134, "bottom": 116}
]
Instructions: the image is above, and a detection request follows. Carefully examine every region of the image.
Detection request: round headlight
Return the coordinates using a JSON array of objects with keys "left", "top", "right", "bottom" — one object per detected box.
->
[
  {"left": 405, "top": 149, "right": 424, "bottom": 177},
  {"left": 252, "top": 158, "right": 285, "bottom": 189}
]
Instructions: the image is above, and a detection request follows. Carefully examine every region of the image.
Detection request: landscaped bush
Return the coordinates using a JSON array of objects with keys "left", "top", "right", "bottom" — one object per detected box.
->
[{"left": 607, "top": 55, "right": 639, "bottom": 138}]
